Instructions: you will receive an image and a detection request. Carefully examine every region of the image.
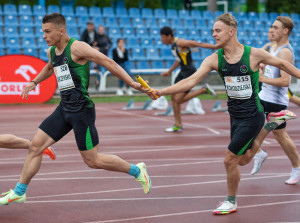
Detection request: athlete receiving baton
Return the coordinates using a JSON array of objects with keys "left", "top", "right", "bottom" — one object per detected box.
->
[{"left": 136, "top": 75, "right": 159, "bottom": 98}]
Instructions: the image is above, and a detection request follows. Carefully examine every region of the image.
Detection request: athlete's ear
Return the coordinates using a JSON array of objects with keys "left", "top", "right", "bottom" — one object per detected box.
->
[
  {"left": 283, "top": 27, "right": 289, "bottom": 35},
  {"left": 229, "top": 27, "right": 236, "bottom": 37},
  {"left": 59, "top": 27, "right": 66, "bottom": 36}
]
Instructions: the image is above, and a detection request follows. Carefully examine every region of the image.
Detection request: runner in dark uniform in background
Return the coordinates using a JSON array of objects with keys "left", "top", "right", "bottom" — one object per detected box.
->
[
  {"left": 152, "top": 13, "right": 300, "bottom": 215},
  {"left": 0, "top": 13, "right": 154, "bottom": 206},
  {"left": 160, "top": 26, "right": 217, "bottom": 132}
]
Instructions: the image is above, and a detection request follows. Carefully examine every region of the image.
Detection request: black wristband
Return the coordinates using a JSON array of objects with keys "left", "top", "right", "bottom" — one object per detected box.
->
[{"left": 30, "top": 81, "right": 38, "bottom": 86}]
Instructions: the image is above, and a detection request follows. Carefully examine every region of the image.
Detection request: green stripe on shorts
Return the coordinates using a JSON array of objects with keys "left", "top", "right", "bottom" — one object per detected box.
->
[
  {"left": 237, "top": 137, "right": 254, "bottom": 156},
  {"left": 86, "top": 126, "right": 94, "bottom": 150}
]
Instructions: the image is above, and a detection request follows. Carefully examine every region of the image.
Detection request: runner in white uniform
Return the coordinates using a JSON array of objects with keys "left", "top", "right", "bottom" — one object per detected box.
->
[{"left": 251, "top": 16, "right": 300, "bottom": 185}]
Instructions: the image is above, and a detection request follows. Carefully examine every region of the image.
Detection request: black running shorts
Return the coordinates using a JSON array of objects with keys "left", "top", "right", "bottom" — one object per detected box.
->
[
  {"left": 229, "top": 112, "right": 265, "bottom": 155},
  {"left": 174, "top": 65, "right": 197, "bottom": 84},
  {"left": 39, "top": 104, "right": 99, "bottom": 151},
  {"left": 260, "top": 99, "right": 287, "bottom": 130}
]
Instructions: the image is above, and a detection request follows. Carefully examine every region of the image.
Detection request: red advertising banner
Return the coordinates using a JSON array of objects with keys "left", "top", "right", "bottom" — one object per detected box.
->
[{"left": 0, "top": 55, "right": 57, "bottom": 104}]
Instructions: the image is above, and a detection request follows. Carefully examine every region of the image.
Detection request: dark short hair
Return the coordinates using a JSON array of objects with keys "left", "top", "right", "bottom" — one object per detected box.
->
[
  {"left": 117, "top": 38, "right": 124, "bottom": 44},
  {"left": 160, "top": 26, "right": 173, "bottom": 36},
  {"left": 42, "top": 13, "right": 66, "bottom": 28},
  {"left": 87, "top": 20, "right": 94, "bottom": 25}
]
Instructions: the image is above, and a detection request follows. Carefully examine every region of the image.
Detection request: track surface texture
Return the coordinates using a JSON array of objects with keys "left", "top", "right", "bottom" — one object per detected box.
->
[{"left": 0, "top": 100, "right": 300, "bottom": 223}]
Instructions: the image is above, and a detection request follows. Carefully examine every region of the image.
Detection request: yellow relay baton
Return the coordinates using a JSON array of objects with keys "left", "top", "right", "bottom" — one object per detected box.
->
[{"left": 136, "top": 75, "right": 159, "bottom": 98}]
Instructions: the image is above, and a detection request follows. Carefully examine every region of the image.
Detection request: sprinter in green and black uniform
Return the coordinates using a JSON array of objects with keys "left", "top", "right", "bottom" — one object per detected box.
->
[
  {"left": 218, "top": 45, "right": 265, "bottom": 155},
  {"left": 152, "top": 13, "right": 300, "bottom": 215},
  {"left": 40, "top": 37, "right": 98, "bottom": 151},
  {"left": 0, "top": 13, "right": 155, "bottom": 206},
  {"left": 160, "top": 26, "right": 217, "bottom": 132}
]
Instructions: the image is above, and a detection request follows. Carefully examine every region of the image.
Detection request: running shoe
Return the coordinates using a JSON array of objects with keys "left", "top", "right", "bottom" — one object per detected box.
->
[
  {"left": 165, "top": 125, "right": 183, "bottom": 132},
  {"left": 116, "top": 88, "right": 124, "bottom": 96},
  {"left": 0, "top": 189, "right": 26, "bottom": 205},
  {"left": 126, "top": 88, "right": 133, "bottom": 96},
  {"left": 136, "top": 162, "right": 152, "bottom": 194},
  {"left": 267, "top": 110, "right": 297, "bottom": 126},
  {"left": 42, "top": 146, "right": 56, "bottom": 160},
  {"left": 205, "top": 83, "right": 217, "bottom": 98},
  {"left": 213, "top": 201, "right": 237, "bottom": 215},
  {"left": 251, "top": 150, "right": 268, "bottom": 175},
  {"left": 285, "top": 168, "right": 300, "bottom": 185}
]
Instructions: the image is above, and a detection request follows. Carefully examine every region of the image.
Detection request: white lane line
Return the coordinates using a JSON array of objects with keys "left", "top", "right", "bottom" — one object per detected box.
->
[
  {"left": 25, "top": 193, "right": 300, "bottom": 203},
  {"left": 96, "top": 107, "right": 221, "bottom": 135},
  {"left": 83, "top": 199, "right": 300, "bottom": 223},
  {"left": 0, "top": 156, "right": 290, "bottom": 179},
  {"left": 25, "top": 174, "right": 289, "bottom": 200},
  {"left": 0, "top": 144, "right": 229, "bottom": 162},
  {"left": 0, "top": 172, "right": 291, "bottom": 182}
]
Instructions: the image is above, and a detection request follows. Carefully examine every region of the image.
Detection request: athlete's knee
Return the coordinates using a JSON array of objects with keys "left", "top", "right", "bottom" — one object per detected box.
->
[
  {"left": 84, "top": 159, "right": 98, "bottom": 169},
  {"left": 172, "top": 95, "right": 184, "bottom": 104},
  {"left": 28, "top": 141, "right": 44, "bottom": 156},
  {"left": 224, "top": 156, "right": 236, "bottom": 169},
  {"left": 238, "top": 158, "right": 248, "bottom": 166},
  {"left": 82, "top": 154, "right": 103, "bottom": 169},
  {"left": 224, "top": 151, "right": 240, "bottom": 169}
]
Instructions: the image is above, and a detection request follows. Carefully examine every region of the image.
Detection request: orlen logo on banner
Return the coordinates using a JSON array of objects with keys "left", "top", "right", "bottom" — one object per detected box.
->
[{"left": 0, "top": 55, "right": 57, "bottom": 104}]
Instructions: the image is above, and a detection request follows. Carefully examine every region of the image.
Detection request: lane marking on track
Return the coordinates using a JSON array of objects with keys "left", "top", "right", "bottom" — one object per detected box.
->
[
  {"left": 95, "top": 107, "right": 221, "bottom": 135},
  {"left": 22, "top": 174, "right": 289, "bottom": 200},
  {"left": 83, "top": 199, "right": 300, "bottom": 223}
]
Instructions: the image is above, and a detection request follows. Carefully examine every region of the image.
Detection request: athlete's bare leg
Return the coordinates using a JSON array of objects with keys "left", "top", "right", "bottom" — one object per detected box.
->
[
  {"left": 19, "top": 129, "right": 55, "bottom": 185},
  {"left": 80, "top": 146, "right": 131, "bottom": 172},
  {"left": 171, "top": 93, "right": 183, "bottom": 127},
  {"left": 0, "top": 134, "right": 30, "bottom": 149},
  {"left": 273, "top": 128, "right": 300, "bottom": 168}
]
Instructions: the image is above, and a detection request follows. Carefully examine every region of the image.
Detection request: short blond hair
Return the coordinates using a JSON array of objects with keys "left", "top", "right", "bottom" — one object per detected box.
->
[
  {"left": 275, "top": 16, "right": 293, "bottom": 35},
  {"left": 215, "top": 13, "right": 238, "bottom": 30}
]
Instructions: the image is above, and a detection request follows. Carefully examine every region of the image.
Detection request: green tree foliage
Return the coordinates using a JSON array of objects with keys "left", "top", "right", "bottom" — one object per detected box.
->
[
  {"left": 162, "top": 0, "right": 183, "bottom": 10},
  {"left": 0, "top": 0, "right": 11, "bottom": 4},
  {"left": 94, "top": 0, "right": 112, "bottom": 8},
  {"left": 15, "top": 0, "right": 35, "bottom": 5},
  {"left": 75, "top": 0, "right": 94, "bottom": 7},
  {"left": 125, "top": 0, "right": 140, "bottom": 8},
  {"left": 265, "top": 0, "right": 300, "bottom": 14},
  {"left": 246, "top": 0, "right": 258, "bottom": 12},
  {"left": 46, "top": 0, "right": 60, "bottom": 6},
  {"left": 144, "top": 0, "right": 162, "bottom": 9}
]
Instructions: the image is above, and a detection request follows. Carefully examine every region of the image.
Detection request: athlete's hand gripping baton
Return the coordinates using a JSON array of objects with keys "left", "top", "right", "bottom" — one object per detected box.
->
[{"left": 136, "top": 75, "right": 159, "bottom": 98}]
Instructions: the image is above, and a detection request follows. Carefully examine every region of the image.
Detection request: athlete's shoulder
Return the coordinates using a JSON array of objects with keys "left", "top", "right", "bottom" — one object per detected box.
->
[
  {"left": 250, "top": 46, "right": 266, "bottom": 56},
  {"left": 70, "top": 40, "right": 92, "bottom": 54},
  {"left": 202, "top": 51, "right": 218, "bottom": 70},
  {"left": 277, "top": 47, "right": 293, "bottom": 62}
]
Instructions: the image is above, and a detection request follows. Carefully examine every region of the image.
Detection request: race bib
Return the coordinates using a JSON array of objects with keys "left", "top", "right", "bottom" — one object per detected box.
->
[
  {"left": 224, "top": 75, "right": 252, "bottom": 99},
  {"left": 262, "top": 66, "right": 271, "bottom": 89},
  {"left": 53, "top": 64, "right": 75, "bottom": 91}
]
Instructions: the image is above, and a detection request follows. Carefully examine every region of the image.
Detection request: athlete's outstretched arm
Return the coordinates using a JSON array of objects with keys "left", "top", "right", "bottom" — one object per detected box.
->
[
  {"left": 154, "top": 53, "right": 217, "bottom": 96},
  {"left": 22, "top": 48, "right": 54, "bottom": 100},
  {"left": 255, "top": 48, "right": 300, "bottom": 79},
  {"left": 71, "top": 41, "right": 156, "bottom": 99},
  {"left": 177, "top": 39, "right": 217, "bottom": 49}
]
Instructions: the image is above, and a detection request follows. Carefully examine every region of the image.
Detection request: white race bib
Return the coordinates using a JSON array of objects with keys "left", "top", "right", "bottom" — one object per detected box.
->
[
  {"left": 54, "top": 64, "right": 75, "bottom": 91},
  {"left": 224, "top": 75, "right": 252, "bottom": 99},
  {"left": 262, "top": 66, "right": 272, "bottom": 89}
]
